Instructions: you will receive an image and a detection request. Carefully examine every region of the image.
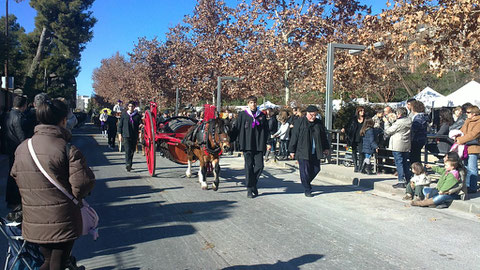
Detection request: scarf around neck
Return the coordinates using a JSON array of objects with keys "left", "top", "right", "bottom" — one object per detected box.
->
[
  {"left": 245, "top": 109, "right": 261, "bottom": 128},
  {"left": 127, "top": 110, "right": 137, "bottom": 124}
]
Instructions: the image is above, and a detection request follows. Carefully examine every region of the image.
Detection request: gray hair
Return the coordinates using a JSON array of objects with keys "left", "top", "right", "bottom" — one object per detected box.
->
[
  {"left": 396, "top": 107, "right": 408, "bottom": 117},
  {"left": 34, "top": 93, "right": 50, "bottom": 108}
]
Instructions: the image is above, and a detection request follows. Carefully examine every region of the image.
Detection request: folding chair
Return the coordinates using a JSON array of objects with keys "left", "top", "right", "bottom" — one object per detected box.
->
[{"left": 0, "top": 218, "right": 42, "bottom": 270}]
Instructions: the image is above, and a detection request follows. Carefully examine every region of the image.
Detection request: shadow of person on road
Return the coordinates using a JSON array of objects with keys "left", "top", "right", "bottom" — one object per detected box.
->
[{"left": 222, "top": 254, "right": 324, "bottom": 269}]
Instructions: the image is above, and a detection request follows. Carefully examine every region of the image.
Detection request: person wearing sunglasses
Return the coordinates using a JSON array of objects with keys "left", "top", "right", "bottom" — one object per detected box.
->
[{"left": 455, "top": 105, "right": 480, "bottom": 193}]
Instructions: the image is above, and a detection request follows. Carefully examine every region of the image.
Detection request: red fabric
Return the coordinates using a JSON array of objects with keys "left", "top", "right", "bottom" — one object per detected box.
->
[{"left": 203, "top": 104, "right": 216, "bottom": 121}]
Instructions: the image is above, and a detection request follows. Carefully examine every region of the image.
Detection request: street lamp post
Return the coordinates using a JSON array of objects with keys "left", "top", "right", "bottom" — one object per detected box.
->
[
  {"left": 325, "top": 43, "right": 366, "bottom": 131},
  {"left": 216, "top": 76, "right": 243, "bottom": 112}
]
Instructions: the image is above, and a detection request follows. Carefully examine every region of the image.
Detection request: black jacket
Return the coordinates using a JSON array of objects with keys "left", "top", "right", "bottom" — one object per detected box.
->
[
  {"left": 346, "top": 117, "right": 364, "bottom": 146},
  {"left": 288, "top": 117, "right": 330, "bottom": 160},
  {"left": 230, "top": 109, "right": 269, "bottom": 152},
  {"left": 4, "top": 108, "right": 26, "bottom": 156},
  {"left": 117, "top": 110, "right": 142, "bottom": 138}
]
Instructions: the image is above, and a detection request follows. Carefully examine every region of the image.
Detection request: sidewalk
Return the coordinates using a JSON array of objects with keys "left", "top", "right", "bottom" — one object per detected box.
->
[
  {"left": 222, "top": 153, "right": 480, "bottom": 215},
  {"left": 271, "top": 158, "right": 480, "bottom": 215}
]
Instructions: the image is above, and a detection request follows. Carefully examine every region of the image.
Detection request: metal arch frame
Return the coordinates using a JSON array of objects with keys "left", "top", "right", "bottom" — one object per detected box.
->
[
  {"left": 216, "top": 76, "right": 243, "bottom": 112},
  {"left": 325, "top": 43, "right": 367, "bottom": 130}
]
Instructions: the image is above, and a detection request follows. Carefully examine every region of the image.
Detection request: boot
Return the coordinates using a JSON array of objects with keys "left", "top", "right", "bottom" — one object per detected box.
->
[
  {"left": 365, "top": 164, "right": 375, "bottom": 175},
  {"left": 359, "top": 162, "right": 367, "bottom": 174},
  {"left": 411, "top": 198, "right": 434, "bottom": 207},
  {"left": 265, "top": 150, "right": 271, "bottom": 162}
]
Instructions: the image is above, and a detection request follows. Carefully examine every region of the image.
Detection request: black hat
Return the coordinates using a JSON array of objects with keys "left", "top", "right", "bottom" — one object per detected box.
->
[{"left": 306, "top": 105, "right": 318, "bottom": 112}]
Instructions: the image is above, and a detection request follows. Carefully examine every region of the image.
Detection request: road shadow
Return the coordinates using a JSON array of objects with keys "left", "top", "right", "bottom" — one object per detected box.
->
[{"left": 222, "top": 254, "right": 324, "bottom": 269}]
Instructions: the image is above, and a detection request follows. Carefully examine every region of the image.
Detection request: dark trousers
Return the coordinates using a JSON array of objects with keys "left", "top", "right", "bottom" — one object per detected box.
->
[
  {"left": 298, "top": 158, "right": 321, "bottom": 192},
  {"left": 39, "top": 240, "right": 74, "bottom": 270},
  {"left": 107, "top": 130, "right": 116, "bottom": 147},
  {"left": 351, "top": 142, "right": 364, "bottom": 170},
  {"left": 410, "top": 142, "right": 424, "bottom": 164},
  {"left": 243, "top": 151, "right": 264, "bottom": 189},
  {"left": 6, "top": 155, "right": 21, "bottom": 208},
  {"left": 124, "top": 137, "right": 138, "bottom": 168}
]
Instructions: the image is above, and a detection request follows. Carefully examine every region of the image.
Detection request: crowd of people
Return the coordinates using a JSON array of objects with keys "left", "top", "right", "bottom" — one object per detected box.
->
[
  {"left": 1, "top": 93, "right": 92, "bottom": 270},
  {"left": 340, "top": 99, "right": 480, "bottom": 208}
]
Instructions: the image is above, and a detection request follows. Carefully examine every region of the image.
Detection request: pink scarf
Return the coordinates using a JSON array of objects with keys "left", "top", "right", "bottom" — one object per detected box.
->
[{"left": 245, "top": 109, "right": 262, "bottom": 128}]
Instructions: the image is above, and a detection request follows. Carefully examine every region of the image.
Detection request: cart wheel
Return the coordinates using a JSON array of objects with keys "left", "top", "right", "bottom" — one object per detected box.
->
[{"left": 144, "top": 110, "right": 156, "bottom": 176}]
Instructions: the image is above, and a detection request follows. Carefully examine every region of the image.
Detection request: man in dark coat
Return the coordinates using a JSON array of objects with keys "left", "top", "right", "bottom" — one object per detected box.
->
[
  {"left": 230, "top": 95, "right": 270, "bottom": 198},
  {"left": 106, "top": 113, "right": 118, "bottom": 149},
  {"left": 4, "top": 95, "right": 28, "bottom": 208},
  {"left": 289, "top": 105, "right": 330, "bottom": 197},
  {"left": 117, "top": 101, "right": 142, "bottom": 171}
]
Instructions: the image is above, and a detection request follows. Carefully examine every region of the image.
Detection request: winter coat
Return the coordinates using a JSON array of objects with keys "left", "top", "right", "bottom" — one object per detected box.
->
[
  {"left": 230, "top": 109, "right": 269, "bottom": 152},
  {"left": 117, "top": 110, "right": 142, "bottom": 138},
  {"left": 411, "top": 113, "right": 429, "bottom": 146},
  {"left": 345, "top": 117, "right": 364, "bottom": 146},
  {"left": 267, "top": 115, "right": 278, "bottom": 143},
  {"left": 457, "top": 115, "right": 480, "bottom": 154},
  {"left": 410, "top": 173, "right": 430, "bottom": 186},
  {"left": 449, "top": 114, "right": 467, "bottom": 131},
  {"left": 10, "top": 125, "right": 95, "bottom": 244},
  {"left": 106, "top": 115, "right": 118, "bottom": 133},
  {"left": 362, "top": 128, "right": 378, "bottom": 154},
  {"left": 434, "top": 123, "right": 452, "bottom": 154},
  {"left": 384, "top": 116, "right": 411, "bottom": 152},
  {"left": 432, "top": 166, "right": 460, "bottom": 192},
  {"left": 3, "top": 108, "right": 26, "bottom": 156},
  {"left": 288, "top": 117, "right": 330, "bottom": 160},
  {"left": 272, "top": 122, "right": 290, "bottom": 140}
]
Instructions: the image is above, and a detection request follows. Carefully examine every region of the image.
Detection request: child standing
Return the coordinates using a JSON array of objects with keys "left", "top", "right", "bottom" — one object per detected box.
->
[
  {"left": 272, "top": 118, "right": 290, "bottom": 160},
  {"left": 403, "top": 162, "right": 430, "bottom": 200},
  {"left": 360, "top": 119, "right": 378, "bottom": 175}
]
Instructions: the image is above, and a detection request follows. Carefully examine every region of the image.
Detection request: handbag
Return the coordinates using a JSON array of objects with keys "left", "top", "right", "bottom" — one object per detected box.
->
[{"left": 27, "top": 139, "right": 99, "bottom": 240}]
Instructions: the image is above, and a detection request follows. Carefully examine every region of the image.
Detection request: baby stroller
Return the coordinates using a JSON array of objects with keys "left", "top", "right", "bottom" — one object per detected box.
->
[{"left": 0, "top": 218, "right": 43, "bottom": 270}]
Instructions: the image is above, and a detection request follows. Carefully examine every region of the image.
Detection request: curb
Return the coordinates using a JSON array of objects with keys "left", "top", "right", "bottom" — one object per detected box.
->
[{"left": 268, "top": 159, "right": 480, "bottom": 216}]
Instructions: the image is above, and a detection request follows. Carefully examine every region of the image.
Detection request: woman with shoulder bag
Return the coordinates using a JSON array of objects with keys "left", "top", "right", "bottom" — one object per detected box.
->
[
  {"left": 455, "top": 105, "right": 480, "bottom": 193},
  {"left": 11, "top": 100, "right": 95, "bottom": 270}
]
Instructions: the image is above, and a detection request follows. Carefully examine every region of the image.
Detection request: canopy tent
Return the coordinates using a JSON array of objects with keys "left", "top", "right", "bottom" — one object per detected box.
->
[
  {"left": 444, "top": 81, "right": 480, "bottom": 107},
  {"left": 397, "top": 87, "right": 445, "bottom": 108},
  {"left": 258, "top": 101, "right": 279, "bottom": 111}
]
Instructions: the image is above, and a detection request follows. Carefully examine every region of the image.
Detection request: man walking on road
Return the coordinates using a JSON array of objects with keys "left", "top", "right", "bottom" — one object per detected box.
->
[
  {"left": 288, "top": 105, "right": 330, "bottom": 197},
  {"left": 118, "top": 101, "right": 142, "bottom": 172},
  {"left": 230, "top": 95, "right": 270, "bottom": 198}
]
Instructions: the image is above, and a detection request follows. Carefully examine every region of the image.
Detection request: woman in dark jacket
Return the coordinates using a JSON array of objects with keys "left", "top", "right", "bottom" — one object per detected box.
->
[
  {"left": 342, "top": 106, "right": 365, "bottom": 172},
  {"left": 426, "top": 108, "right": 454, "bottom": 159},
  {"left": 11, "top": 100, "right": 95, "bottom": 270}
]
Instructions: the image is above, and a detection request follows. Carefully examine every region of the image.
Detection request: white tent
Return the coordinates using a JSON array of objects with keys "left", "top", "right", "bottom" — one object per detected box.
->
[
  {"left": 258, "top": 101, "right": 279, "bottom": 110},
  {"left": 398, "top": 86, "right": 445, "bottom": 108},
  {"left": 443, "top": 81, "right": 480, "bottom": 107}
]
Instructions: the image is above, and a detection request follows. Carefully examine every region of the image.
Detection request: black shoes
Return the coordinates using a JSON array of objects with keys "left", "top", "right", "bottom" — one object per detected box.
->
[
  {"left": 252, "top": 187, "right": 258, "bottom": 196},
  {"left": 304, "top": 191, "right": 313, "bottom": 197},
  {"left": 247, "top": 189, "right": 254, "bottom": 198},
  {"left": 392, "top": 183, "right": 406, "bottom": 189},
  {"left": 126, "top": 165, "right": 132, "bottom": 172}
]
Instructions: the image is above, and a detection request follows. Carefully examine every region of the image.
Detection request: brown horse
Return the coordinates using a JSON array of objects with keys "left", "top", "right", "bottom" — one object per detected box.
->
[{"left": 183, "top": 118, "right": 231, "bottom": 190}]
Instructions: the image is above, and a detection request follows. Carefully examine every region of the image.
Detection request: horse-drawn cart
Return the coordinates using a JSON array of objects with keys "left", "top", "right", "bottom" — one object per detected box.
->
[{"left": 143, "top": 102, "right": 197, "bottom": 176}]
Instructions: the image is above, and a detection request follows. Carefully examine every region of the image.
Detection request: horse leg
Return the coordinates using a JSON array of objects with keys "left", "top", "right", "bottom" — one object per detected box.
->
[
  {"left": 212, "top": 158, "right": 220, "bottom": 191},
  {"left": 186, "top": 158, "right": 193, "bottom": 178},
  {"left": 198, "top": 159, "right": 208, "bottom": 190}
]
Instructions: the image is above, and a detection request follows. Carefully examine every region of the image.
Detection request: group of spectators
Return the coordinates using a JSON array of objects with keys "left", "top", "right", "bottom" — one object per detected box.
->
[
  {"left": 342, "top": 99, "right": 480, "bottom": 208},
  {"left": 1, "top": 93, "right": 93, "bottom": 269}
]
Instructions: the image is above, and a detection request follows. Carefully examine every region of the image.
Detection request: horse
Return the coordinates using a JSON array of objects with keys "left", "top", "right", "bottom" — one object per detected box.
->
[{"left": 182, "top": 118, "right": 231, "bottom": 190}]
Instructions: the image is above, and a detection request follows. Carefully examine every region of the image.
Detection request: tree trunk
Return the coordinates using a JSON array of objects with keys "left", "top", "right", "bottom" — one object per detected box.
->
[
  {"left": 393, "top": 66, "right": 414, "bottom": 97},
  {"left": 25, "top": 27, "right": 47, "bottom": 85}
]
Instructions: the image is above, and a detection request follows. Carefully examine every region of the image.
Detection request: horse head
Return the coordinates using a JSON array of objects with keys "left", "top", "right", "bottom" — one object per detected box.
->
[{"left": 209, "top": 118, "right": 231, "bottom": 153}]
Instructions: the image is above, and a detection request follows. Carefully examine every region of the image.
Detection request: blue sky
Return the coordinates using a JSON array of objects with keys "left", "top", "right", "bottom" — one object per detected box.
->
[{"left": 7, "top": 0, "right": 387, "bottom": 97}]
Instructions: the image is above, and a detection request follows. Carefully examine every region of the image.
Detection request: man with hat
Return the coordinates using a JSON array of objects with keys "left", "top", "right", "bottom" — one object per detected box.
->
[{"left": 289, "top": 105, "right": 330, "bottom": 197}]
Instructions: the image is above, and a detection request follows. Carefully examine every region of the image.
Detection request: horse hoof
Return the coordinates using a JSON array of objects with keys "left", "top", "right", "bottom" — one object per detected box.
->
[
  {"left": 212, "top": 184, "right": 218, "bottom": 191},
  {"left": 186, "top": 173, "right": 192, "bottom": 178},
  {"left": 201, "top": 185, "right": 208, "bottom": 190}
]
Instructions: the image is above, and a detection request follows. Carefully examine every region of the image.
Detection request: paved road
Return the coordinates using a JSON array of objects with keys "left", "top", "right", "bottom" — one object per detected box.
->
[{"left": 3, "top": 125, "right": 480, "bottom": 269}]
